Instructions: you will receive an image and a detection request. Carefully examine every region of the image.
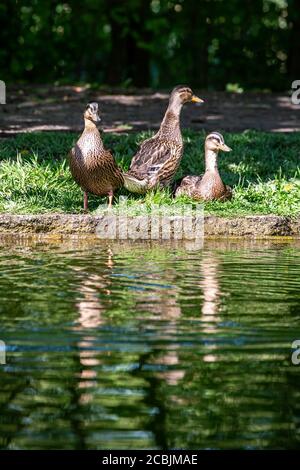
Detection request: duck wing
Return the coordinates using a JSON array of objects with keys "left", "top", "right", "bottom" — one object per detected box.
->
[
  {"left": 130, "top": 140, "right": 182, "bottom": 189},
  {"left": 129, "top": 136, "right": 162, "bottom": 170},
  {"left": 130, "top": 139, "right": 180, "bottom": 173},
  {"left": 122, "top": 173, "right": 149, "bottom": 194},
  {"left": 175, "top": 175, "right": 204, "bottom": 198},
  {"left": 219, "top": 185, "right": 233, "bottom": 201}
]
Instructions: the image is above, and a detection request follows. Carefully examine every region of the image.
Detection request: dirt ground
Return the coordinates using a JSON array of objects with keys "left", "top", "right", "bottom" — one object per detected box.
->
[{"left": 0, "top": 84, "right": 299, "bottom": 136}]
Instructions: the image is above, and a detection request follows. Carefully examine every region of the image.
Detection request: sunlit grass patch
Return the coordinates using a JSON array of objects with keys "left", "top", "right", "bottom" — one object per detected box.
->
[{"left": 0, "top": 130, "right": 299, "bottom": 216}]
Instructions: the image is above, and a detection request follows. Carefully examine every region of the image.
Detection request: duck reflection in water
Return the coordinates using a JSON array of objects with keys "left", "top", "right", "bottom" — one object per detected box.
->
[
  {"left": 73, "top": 247, "right": 114, "bottom": 404},
  {"left": 72, "top": 247, "right": 222, "bottom": 402},
  {"left": 200, "top": 252, "right": 222, "bottom": 363},
  {"left": 132, "top": 262, "right": 185, "bottom": 386}
]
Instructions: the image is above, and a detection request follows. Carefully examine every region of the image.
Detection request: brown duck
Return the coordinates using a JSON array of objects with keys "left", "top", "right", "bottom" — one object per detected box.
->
[
  {"left": 175, "top": 132, "right": 233, "bottom": 201},
  {"left": 128, "top": 85, "right": 204, "bottom": 192},
  {"left": 69, "top": 102, "right": 148, "bottom": 210}
]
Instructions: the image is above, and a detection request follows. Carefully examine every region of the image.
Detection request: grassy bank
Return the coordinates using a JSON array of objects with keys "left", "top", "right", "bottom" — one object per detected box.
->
[{"left": 0, "top": 130, "right": 299, "bottom": 216}]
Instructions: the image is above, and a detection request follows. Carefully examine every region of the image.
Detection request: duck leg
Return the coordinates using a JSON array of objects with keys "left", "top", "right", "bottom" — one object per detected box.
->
[
  {"left": 107, "top": 190, "right": 114, "bottom": 210},
  {"left": 83, "top": 191, "right": 89, "bottom": 212}
]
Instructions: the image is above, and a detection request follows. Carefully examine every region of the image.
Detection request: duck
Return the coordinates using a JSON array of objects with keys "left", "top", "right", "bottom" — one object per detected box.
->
[
  {"left": 175, "top": 132, "right": 232, "bottom": 201},
  {"left": 69, "top": 102, "right": 148, "bottom": 210},
  {"left": 128, "top": 85, "right": 204, "bottom": 192}
]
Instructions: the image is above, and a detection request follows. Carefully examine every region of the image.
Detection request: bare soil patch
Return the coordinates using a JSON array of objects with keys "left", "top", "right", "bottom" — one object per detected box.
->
[{"left": 0, "top": 85, "right": 299, "bottom": 136}]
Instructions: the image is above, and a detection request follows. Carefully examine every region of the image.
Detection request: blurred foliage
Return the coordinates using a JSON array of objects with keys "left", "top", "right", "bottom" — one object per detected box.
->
[{"left": 0, "top": 0, "right": 299, "bottom": 90}]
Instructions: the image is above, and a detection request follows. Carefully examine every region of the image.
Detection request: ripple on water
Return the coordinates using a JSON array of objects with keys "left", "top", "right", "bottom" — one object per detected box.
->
[{"left": 0, "top": 241, "right": 300, "bottom": 449}]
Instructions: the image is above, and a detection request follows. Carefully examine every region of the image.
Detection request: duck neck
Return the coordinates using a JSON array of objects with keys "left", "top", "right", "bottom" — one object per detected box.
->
[
  {"left": 205, "top": 149, "right": 219, "bottom": 172},
  {"left": 84, "top": 118, "right": 98, "bottom": 132},
  {"left": 82, "top": 118, "right": 105, "bottom": 152},
  {"left": 158, "top": 99, "right": 183, "bottom": 142}
]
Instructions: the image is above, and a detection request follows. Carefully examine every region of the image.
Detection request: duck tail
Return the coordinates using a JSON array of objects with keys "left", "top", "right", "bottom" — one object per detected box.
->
[{"left": 123, "top": 172, "right": 149, "bottom": 194}]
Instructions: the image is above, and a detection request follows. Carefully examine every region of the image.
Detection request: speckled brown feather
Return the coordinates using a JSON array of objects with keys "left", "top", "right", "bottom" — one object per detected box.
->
[
  {"left": 69, "top": 122, "right": 124, "bottom": 196},
  {"left": 175, "top": 132, "right": 233, "bottom": 201},
  {"left": 176, "top": 172, "right": 232, "bottom": 201},
  {"left": 129, "top": 111, "right": 183, "bottom": 188},
  {"left": 128, "top": 86, "right": 201, "bottom": 192},
  {"left": 129, "top": 139, "right": 182, "bottom": 189}
]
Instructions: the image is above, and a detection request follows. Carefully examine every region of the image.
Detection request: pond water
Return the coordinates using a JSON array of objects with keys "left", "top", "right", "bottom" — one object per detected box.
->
[{"left": 0, "top": 238, "right": 300, "bottom": 450}]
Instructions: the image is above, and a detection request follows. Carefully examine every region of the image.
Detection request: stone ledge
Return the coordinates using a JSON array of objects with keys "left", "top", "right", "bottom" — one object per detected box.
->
[{"left": 0, "top": 214, "right": 298, "bottom": 238}]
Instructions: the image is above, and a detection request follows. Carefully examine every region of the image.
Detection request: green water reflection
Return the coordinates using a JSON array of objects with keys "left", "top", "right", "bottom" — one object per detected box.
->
[{"left": 0, "top": 238, "right": 300, "bottom": 449}]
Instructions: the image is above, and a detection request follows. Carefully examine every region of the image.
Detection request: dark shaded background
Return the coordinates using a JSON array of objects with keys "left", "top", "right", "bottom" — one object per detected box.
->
[{"left": 0, "top": 0, "right": 299, "bottom": 91}]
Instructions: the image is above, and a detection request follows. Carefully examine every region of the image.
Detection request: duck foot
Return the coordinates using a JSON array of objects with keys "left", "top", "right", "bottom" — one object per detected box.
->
[
  {"left": 107, "top": 190, "right": 114, "bottom": 210},
  {"left": 83, "top": 192, "right": 89, "bottom": 212}
]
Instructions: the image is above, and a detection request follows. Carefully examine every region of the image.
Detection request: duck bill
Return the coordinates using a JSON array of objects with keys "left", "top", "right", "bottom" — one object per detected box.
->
[
  {"left": 219, "top": 144, "right": 232, "bottom": 152},
  {"left": 93, "top": 113, "right": 101, "bottom": 123},
  {"left": 191, "top": 95, "right": 204, "bottom": 103}
]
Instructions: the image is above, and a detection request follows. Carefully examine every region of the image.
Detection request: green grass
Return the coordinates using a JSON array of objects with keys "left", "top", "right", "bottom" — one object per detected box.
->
[{"left": 0, "top": 130, "right": 299, "bottom": 216}]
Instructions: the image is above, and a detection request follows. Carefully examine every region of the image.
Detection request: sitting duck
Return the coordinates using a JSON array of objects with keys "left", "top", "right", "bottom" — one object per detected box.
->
[
  {"left": 128, "top": 85, "right": 204, "bottom": 192},
  {"left": 175, "top": 132, "right": 232, "bottom": 201},
  {"left": 69, "top": 102, "right": 148, "bottom": 210}
]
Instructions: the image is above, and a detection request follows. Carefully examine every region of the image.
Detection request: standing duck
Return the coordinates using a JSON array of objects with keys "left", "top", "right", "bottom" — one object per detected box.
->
[
  {"left": 128, "top": 85, "right": 204, "bottom": 192},
  {"left": 175, "top": 132, "right": 232, "bottom": 201},
  {"left": 69, "top": 102, "right": 148, "bottom": 210}
]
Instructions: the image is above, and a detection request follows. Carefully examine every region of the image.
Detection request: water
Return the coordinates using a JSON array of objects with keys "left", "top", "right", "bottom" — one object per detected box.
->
[{"left": 0, "top": 238, "right": 300, "bottom": 450}]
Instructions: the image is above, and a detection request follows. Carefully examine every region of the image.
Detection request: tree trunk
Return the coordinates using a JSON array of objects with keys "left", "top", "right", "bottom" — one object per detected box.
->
[
  {"left": 288, "top": 0, "right": 300, "bottom": 80},
  {"left": 105, "top": 0, "right": 150, "bottom": 86}
]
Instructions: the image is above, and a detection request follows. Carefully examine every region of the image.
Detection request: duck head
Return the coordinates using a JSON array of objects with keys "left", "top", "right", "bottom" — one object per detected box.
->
[
  {"left": 169, "top": 85, "right": 204, "bottom": 111},
  {"left": 84, "top": 102, "right": 101, "bottom": 124},
  {"left": 204, "top": 132, "right": 232, "bottom": 171},
  {"left": 205, "top": 132, "right": 231, "bottom": 153}
]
